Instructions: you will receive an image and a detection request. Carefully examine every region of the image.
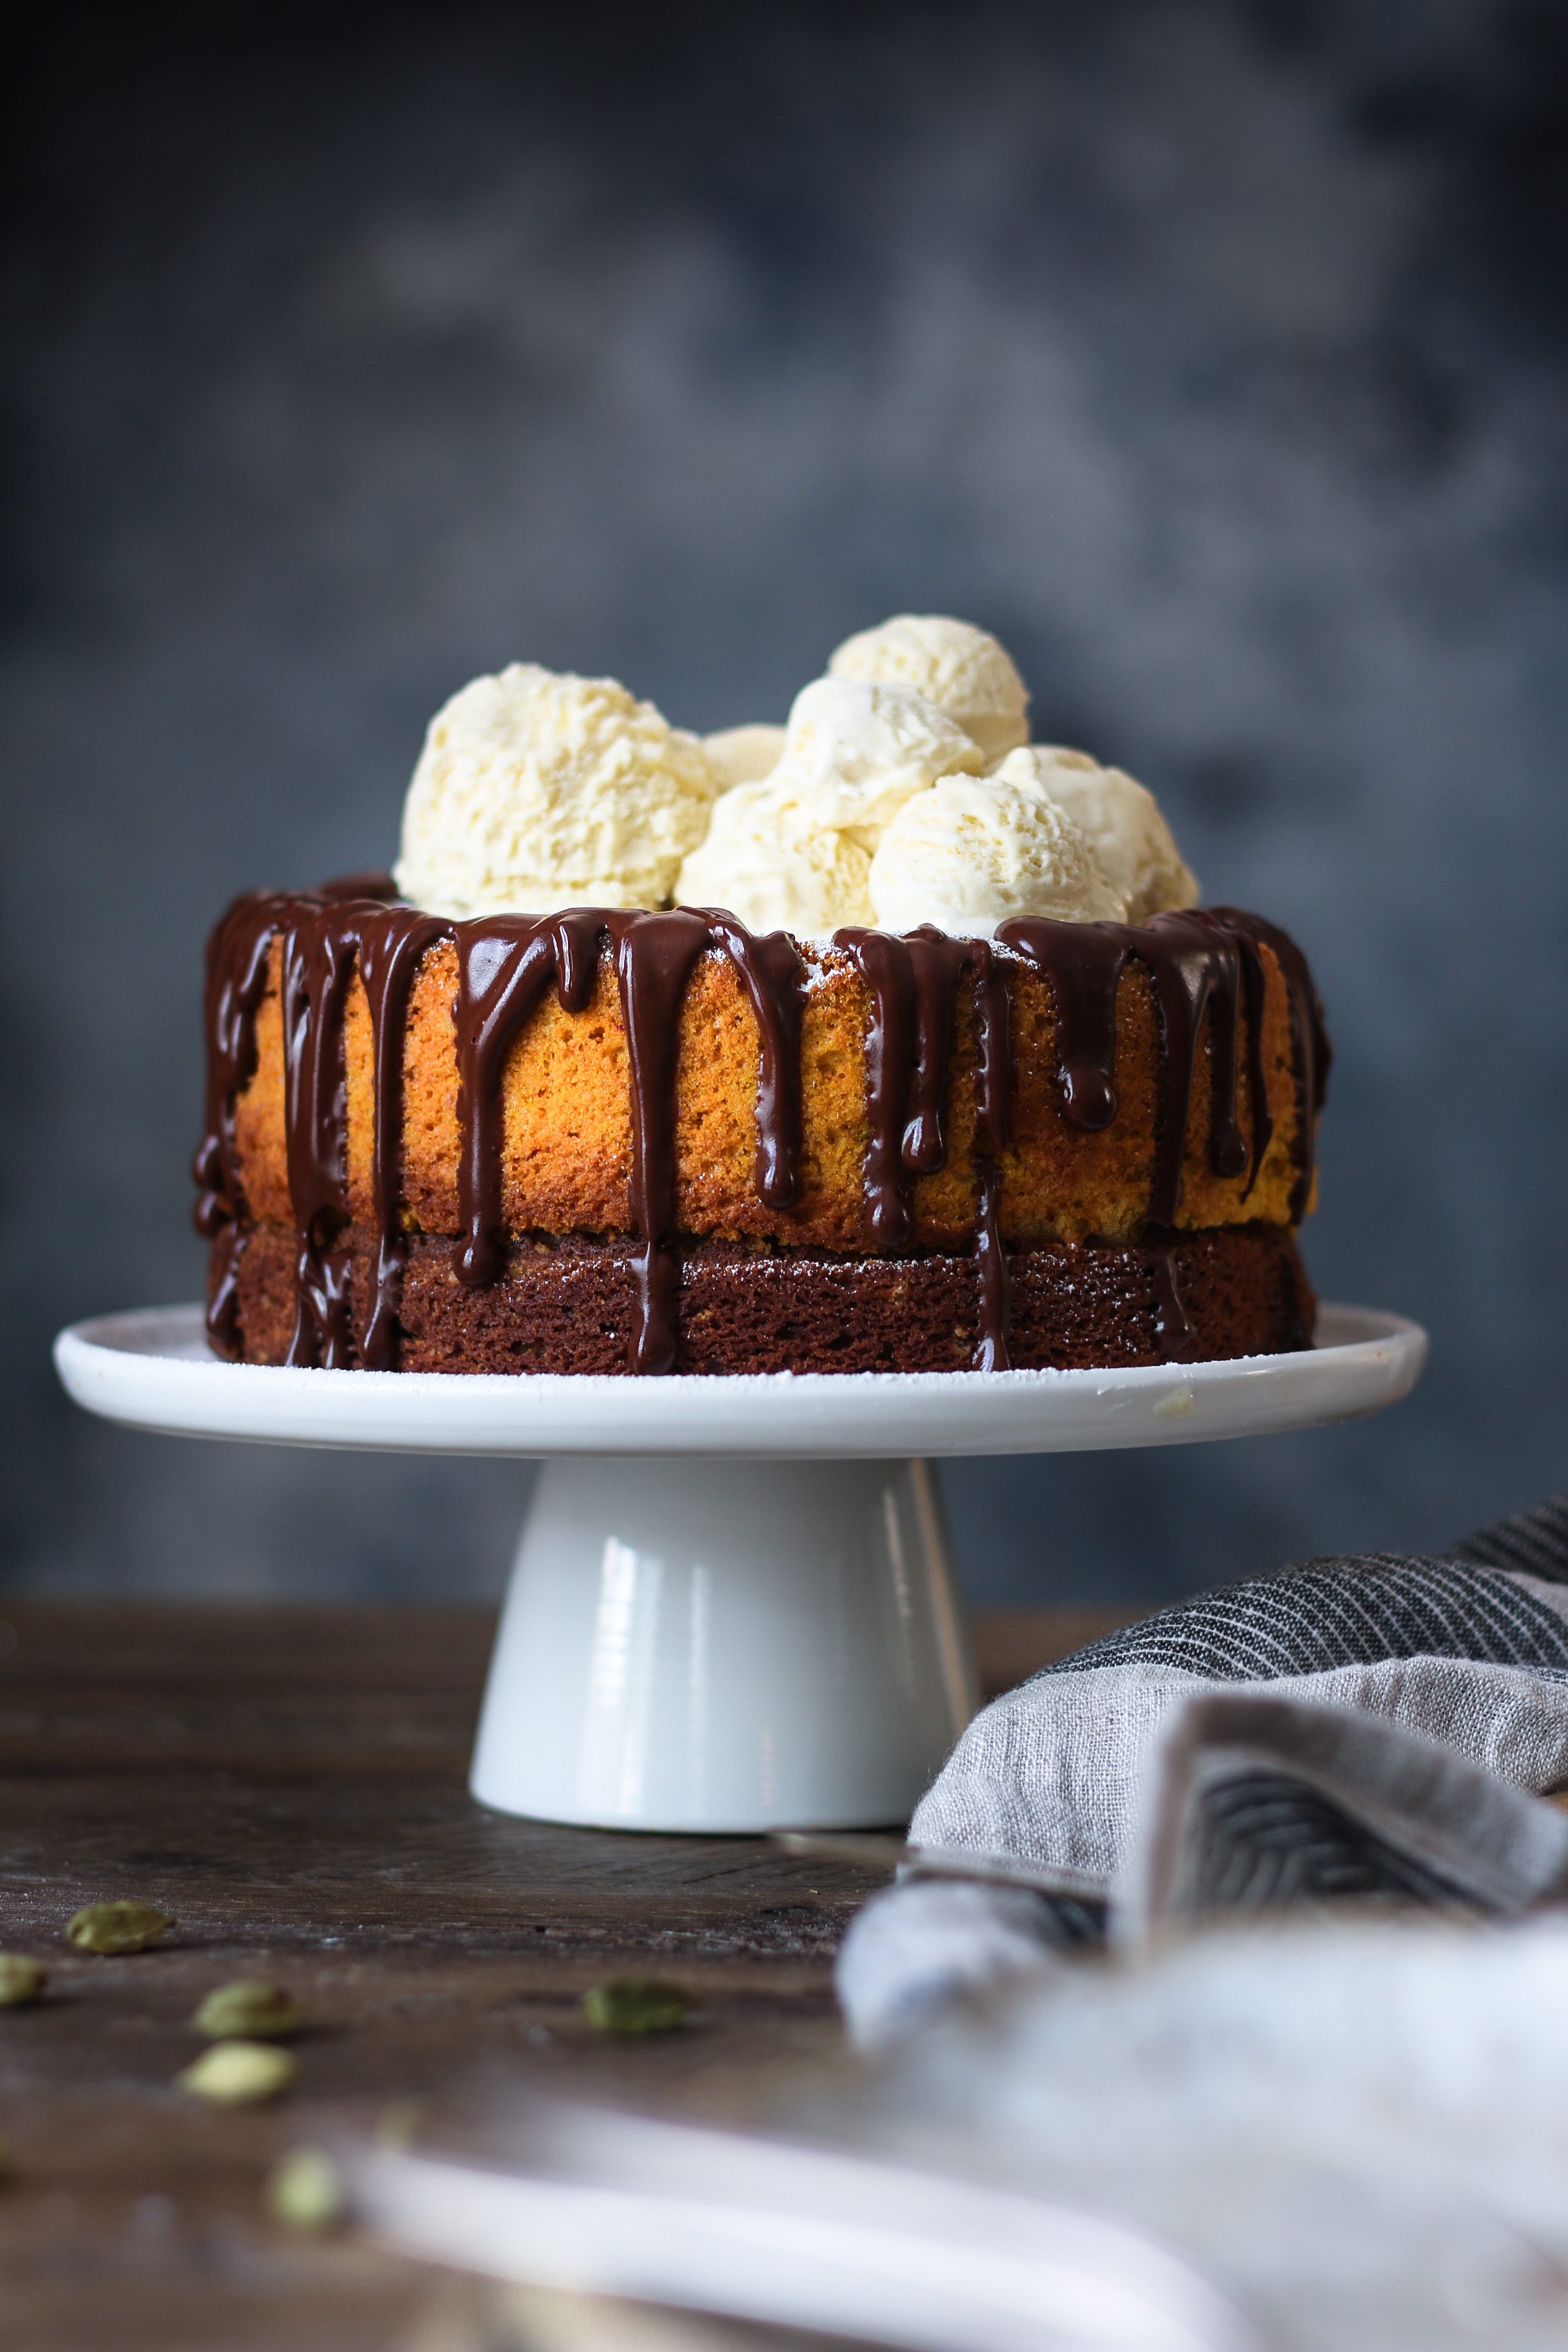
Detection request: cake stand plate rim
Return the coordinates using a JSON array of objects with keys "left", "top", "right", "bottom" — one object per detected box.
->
[{"left": 52, "top": 1301, "right": 1427, "bottom": 1459}]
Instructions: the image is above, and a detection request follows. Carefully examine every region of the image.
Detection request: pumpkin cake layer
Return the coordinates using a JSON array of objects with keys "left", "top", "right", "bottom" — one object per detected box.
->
[
  {"left": 228, "top": 932, "right": 1310, "bottom": 1252},
  {"left": 220, "top": 1220, "right": 1313, "bottom": 1377}
]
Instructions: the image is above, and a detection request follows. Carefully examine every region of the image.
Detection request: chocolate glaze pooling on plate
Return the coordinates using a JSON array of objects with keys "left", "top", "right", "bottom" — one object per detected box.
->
[{"left": 195, "top": 885, "right": 1327, "bottom": 1376}]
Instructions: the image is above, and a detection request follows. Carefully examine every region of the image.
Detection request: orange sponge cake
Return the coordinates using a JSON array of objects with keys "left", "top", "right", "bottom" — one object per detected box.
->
[{"left": 196, "top": 888, "right": 1326, "bottom": 1377}]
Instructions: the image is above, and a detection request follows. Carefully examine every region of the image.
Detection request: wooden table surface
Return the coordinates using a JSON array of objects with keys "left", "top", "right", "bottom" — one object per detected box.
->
[{"left": 0, "top": 1600, "right": 1129, "bottom": 2351}]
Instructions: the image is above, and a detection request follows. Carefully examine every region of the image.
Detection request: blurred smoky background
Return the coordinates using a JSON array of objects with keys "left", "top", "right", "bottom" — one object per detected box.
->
[{"left": 5, "top": 1, "right": 1566, "bottom": 1605}]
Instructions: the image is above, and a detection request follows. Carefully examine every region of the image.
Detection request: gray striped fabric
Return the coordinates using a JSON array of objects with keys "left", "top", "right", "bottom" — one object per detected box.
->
[
  {"left": 1032, "top": 1554, "right": 1568, "bottom": 1685},
  {"left": 836, "top": 1490, "right": 1568, "bottom": 2047},
  {"left": 1447, "top": 1487, "right": 1568, "bottom": 1580}
]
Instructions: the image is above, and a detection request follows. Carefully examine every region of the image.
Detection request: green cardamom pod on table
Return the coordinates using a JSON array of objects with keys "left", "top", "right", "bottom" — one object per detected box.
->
[
  {"left": 191, "top": 1981, "right": 301, "bottom": 2040},
  {"left": 65, "top": 1902, "right": 173, "bottom": 1955},
  {"left": 177, "top": 2039, "right": 297, "bottom": 2104},
  {"left": 0, "top": 1955, "right": 46, "bottom": 2007},
  {"left": 582, "top": 1976, "right": 690, "bottom": 2036},
  {"left": 267, "top": 2147, "right": 345, "bottom": 2231}
]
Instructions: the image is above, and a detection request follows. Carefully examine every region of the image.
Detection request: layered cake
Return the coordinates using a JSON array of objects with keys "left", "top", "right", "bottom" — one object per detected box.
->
[{"left": 195, "top": 619, "right": 1328, "bottom": 1377}]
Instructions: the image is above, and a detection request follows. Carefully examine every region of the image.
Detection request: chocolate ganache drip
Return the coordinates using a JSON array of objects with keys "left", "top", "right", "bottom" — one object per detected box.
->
[
  {"left": 279, "top": 894, "right": 450, "bottom": 1369},
  {"left": 451, "top": 910, "right": 609, "bottom": 1292},
  {"left": 970, "top": 948, "right": 1015, "bottom": 1373},
  {"left": 194, "top": 890, "right": 302, "bottom": 1355},
  {"left": 355, "top": 906, "right": 451, "bottom": 1367},
  {"left": 997, "top": 907, "right": 1328, "bottom": 1360},
  {"left": 195, "top": 880, "right": 447, "bottom": 1367},
  {"left": 279, "top": 906, "right": 361, "bottom": 1367},
  {"left": 831, "top": 927, "right": 1015, "bottom": 1370},
  {"left": 616, "top": 912, "right": 719, "bottom": 1374},
  {"left": 451, "top": 908, "right": 807, "bottom": 1376},
  {"left": 196, "top": 886, "right": 1322, "bottom": 1378},
  {"left": 1210, "top": 906, "right": 1331, "bottom": 1224}
]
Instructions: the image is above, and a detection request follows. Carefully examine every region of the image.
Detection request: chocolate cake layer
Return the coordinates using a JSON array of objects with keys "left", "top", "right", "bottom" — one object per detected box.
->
[{"left": 216, "top": 1221, "right": 1315, "bottom": 1377}]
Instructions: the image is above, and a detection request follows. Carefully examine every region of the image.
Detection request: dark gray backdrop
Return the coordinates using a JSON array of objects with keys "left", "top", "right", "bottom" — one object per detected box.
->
[{"left": 6, "top": 3, "right": 1566, "bottom": 1605}]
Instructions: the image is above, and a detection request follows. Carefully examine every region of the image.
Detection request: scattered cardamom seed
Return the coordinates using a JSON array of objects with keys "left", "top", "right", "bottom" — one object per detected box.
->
[
  {"left": 582, "top": 1976, "right": 690, "bottom": 2037},
  {"left": 65, "top": 1901, "right": 173, "bottom": 1955},
  {"left": 191, "top": 1981, "right": 301, "bottom": 2041},
  {"left": 0, "top": 1955, "right": 46, "bottom": 2008},
  {"left": 267, "top": 2146, "right": 344, "bottom": 2232},
  {"left": 177, "top": 2039, "right": 297, "bottom": 2105}
]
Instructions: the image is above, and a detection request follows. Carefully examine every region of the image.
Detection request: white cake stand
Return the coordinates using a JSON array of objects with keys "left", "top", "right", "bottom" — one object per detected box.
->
[{"left": 54, "top": 1302, "right": 1425, "bottom": 1834}]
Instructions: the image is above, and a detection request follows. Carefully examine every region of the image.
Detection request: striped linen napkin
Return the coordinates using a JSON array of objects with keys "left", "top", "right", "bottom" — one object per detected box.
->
[{"left": 839, "top": 1492, "right": 1568, "bottom": 2046}]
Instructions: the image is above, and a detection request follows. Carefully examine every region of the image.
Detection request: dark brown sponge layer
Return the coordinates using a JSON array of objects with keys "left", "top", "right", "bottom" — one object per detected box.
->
[{"left": 215, "top": 1223, "right": 1315, "bottom": 1375}]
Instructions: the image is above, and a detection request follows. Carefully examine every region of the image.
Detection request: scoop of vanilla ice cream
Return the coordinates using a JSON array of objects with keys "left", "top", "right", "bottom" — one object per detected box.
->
[
  {"left": 703, "top": 723, "right": 786, "bottom": 789},
  {"left": 1000, "top": 747, "right": 1199, "bottom": 923},
  {"left": 869, "top": 767, "right": 1122, "bottom": 936},
  {"left": 676, "top": 779, "right": 872, "bottom": 934},
  {"left": 393, "top": 663, "right": 721, "bottom": 917},
  {"left": 828, "top": 615, "right": 1030, "bottom": 763},
  {"left": 769, "top": 676, "right": 983, "bottom": 850}
]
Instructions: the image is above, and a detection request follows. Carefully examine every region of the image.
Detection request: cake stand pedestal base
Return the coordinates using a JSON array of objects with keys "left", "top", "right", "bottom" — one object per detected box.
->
[
  {"left": 54, "top": 1301, "right": 1429, "bottom": 1836},
  {"left": 467, "top": 1458, "right": 977, "bottom": 1832}
]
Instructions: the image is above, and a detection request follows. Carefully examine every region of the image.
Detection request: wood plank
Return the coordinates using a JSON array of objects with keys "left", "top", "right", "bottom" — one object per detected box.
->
[{"left": 0, "top": 1597, "right": 1141, "bottom": 2348}]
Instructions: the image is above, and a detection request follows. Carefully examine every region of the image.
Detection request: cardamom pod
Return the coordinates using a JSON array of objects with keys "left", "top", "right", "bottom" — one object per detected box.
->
[
  {"left": 65, "top": 1901, "right": 173, "bottom": 1955},
  {"left": 582, "top": 1976, "right": 690, "bottom": 2036},
  {"left": 0, "top": 1955, "right": 46, "bottom": 2008},
  {"left": 192, "top": 1981, "right": 301, "bottom": 2041},
  {"left": 177, "top": 2039, "right": 297, "bottom": 2105},
  {"left": 267, "top": 2147, "right": 344, "bottom": 2231}
]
